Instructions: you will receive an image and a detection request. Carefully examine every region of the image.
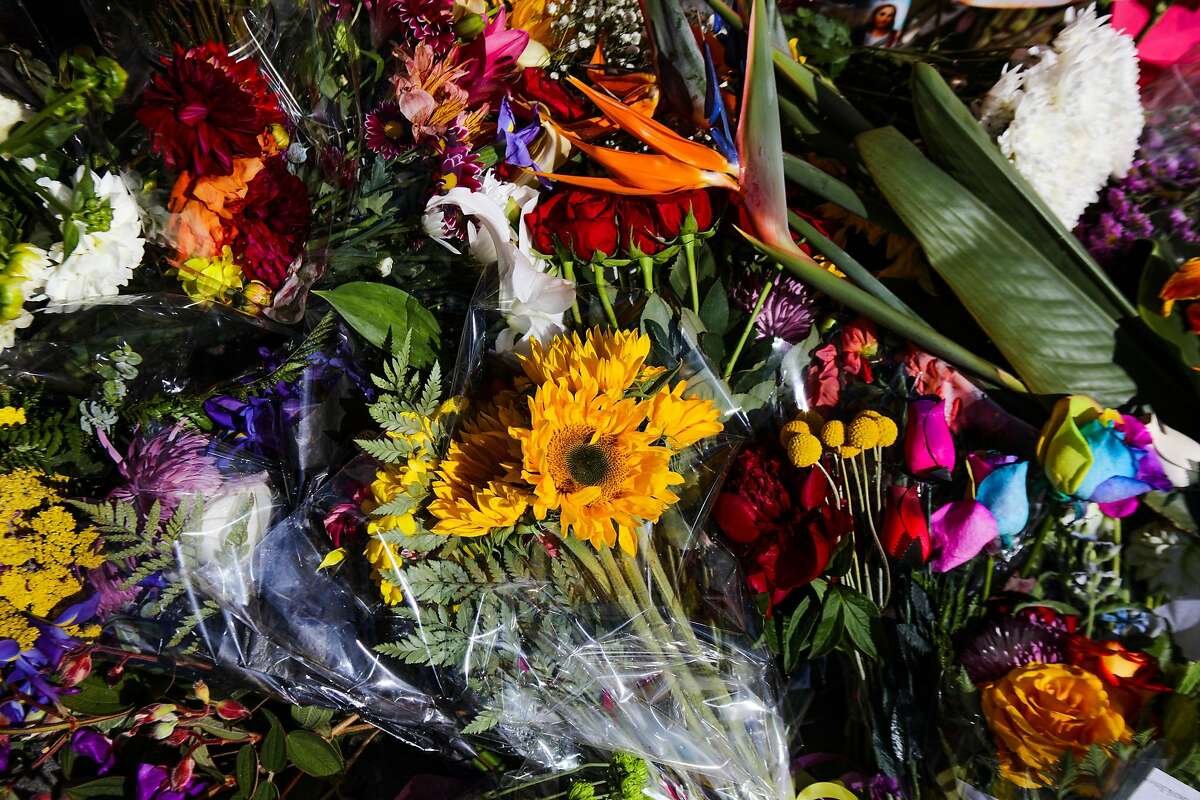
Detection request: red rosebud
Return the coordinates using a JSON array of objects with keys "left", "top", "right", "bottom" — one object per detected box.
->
[
  {"left": 658, "top": 189, "right": 714, "bottom": 237},
  {"left": 170, "top": 756, "right": 195, "bottom": 791},
  {"left": 881, "top": 485, "right": 931, "bottom": 562},
  {"left": 214, "top": 699, "right": 250, "bottom": 721},
  {"left": 58, "top": 650, "right": 92, "bottom": 688}
]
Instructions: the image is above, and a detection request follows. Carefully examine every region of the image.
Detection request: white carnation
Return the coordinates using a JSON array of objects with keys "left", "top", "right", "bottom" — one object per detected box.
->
[
  {"left": 37, "top": 169, "right": 146, "bottom": 305},
  {"left": 979, "top": 5, "right": 1143, "bottom": 227},
  {"left": 0, "top": 94, "right": 29, "bottom": 145},
  {"left": 0, "top": 244, "right": 50, "bottom": 351}
]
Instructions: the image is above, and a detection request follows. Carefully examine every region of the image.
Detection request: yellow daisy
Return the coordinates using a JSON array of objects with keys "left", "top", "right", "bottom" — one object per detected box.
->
[
  {"left": 513, "top": 378, "right": 683, "bottom": 555},
  {"left": 428, "top": 393, "right": 531, "bottom": 537}
]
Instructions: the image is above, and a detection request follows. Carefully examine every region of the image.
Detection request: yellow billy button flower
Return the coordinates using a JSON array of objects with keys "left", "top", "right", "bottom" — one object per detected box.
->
[
  {"left": 839, "top": 445, "right": 862, "bottom": 459},
  {"left": 820, "top": 420, "right": 845, "bottom": 449},
  {"left": 779, "top": 419, "right": 810, "bottom": 447},
  {"left": 787, "top": 434, "right": 822, "bottom": 468},
  {"left": 847, "top": 414, "right": 880, "bottom": 449}
]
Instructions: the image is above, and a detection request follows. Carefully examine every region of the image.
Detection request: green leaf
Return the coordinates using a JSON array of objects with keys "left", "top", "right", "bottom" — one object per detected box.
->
[
  {"left": 290, "top": 705, "right": 335, "bottom": 732},
  {"left": 314, "top": 282, "right": 440, "bottom": 367},
  {"left": 1177, "top": 661, "right": 1200, "bottom": 696},
  {"left": 838, "top": 587, "right": 880, "bottom": 661},
  {"left": 60, "top": 675, "right": 135, "bottom": 715},
  {"left": 811, "top": 590, "right": 844, "bottom": 657},
  {"left": 1165, "top": 694, "right": 1200, "bottom": 754},
  {"left": 260, "top": 710, "right": 287, "bottom": 774},
  {"left": 910, "top": 63, "right": 1133, "bottom": 319},
  {"left": 236, "top": 745, "right": 258, "bottom": 795},
  {"left": 699, "top": 280, "right": 730, "bottom": 336},
  {"left": 65, "top": 777, "right": 126, "bottom": 799},
  {"left": 251, "top": 783, "right": 279, "bottom": 800},
  {"left": 286, "top": 730, "right": 344, "bottom": 778},
  {"left": 641, "top": 0, "right": 707, "bottom": 126},
  {"left": 783, "top": 153, "right": 867, "bottom": 218},
  {"left": 741, "top": 228, "right": 1028, "bottom": 393},
  {"left": 857, "top": 126, "right": 1137, "bottom": 405}
]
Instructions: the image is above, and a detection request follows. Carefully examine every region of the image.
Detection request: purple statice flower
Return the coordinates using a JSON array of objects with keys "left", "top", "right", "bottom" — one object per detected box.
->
[
  {"left": 72, "top": 729, "right": 116, "bottom": 775},
  {"left": 136, "top": 763, "right": 206, "bottom": 800},
  {"left": 958, "top": 615, "right": 1066, "bottom": 684},
  {"left": 105, "top": 424, "right": 224, "bottom": 514},
  {"left": 731, "top": 269, "right": 816, "bottom": 344}
]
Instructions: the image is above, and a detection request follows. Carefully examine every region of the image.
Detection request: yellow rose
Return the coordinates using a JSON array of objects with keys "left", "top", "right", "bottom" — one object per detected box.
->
[{"left": 982, "top": 663, "right": 1130, "bottom": 788}]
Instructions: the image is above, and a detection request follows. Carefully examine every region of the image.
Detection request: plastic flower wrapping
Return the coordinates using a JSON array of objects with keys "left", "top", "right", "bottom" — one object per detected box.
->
[{"left": 2, "top": 0, "right": 1200, "bottom": 798}]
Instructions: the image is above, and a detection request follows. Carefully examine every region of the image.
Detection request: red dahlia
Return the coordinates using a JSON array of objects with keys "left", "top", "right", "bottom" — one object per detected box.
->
[
  {"left": 137, "top": 43, "right": 283, "bottom": 177},
  {"left": 229, "top": 158, "right": 310, "bottom": 290}
]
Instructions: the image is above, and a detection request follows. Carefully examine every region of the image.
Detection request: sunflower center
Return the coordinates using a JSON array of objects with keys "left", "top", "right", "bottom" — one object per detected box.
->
[{"left": 566, "top": 443, "right": 612, "bottom": 486}]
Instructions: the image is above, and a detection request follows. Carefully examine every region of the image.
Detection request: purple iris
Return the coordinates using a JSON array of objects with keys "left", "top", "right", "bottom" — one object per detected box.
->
[
  {"left": 72, "top": 730, "right": 116, "bottom": 775},
  {"left": 496, "top": 95, "right": 541, "bottom": 171}
]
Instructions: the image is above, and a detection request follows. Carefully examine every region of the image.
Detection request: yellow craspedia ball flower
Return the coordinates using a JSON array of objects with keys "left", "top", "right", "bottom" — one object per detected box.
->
[
  {"left": 839, "top": 444, "right": 862, "bottom": 459},
  {"left": 779, "top": 419, "right": 810, "bottom": 447},
  {"left": 847, "top": 415, "right": 880, "bottom": 449},
  {"left": 981, "top": 663, "right": 1129, "bottom": 788},
  {"left": 876, "top": 415, "right": 899, "bottom": 447},
  {"left": 798, "top": 409, "right": 825, "bottom": 435},
  {"left": 820, "top": 420, "right": 845, "bottom": 449},
  {"left": 787, "top": 434, "right": 822, "bottom": 468}
]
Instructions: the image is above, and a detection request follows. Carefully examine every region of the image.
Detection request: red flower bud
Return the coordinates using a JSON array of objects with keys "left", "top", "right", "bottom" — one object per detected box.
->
[
  {"left": 882, "top": 485, "right": 931, "bottom": 562},
  {"left": 58, "top": 651, "right": 92, "bottom": 688},
  {"left": 214, "top": 699, "right": 250, "bottom": 721},
  {"left": 170, "top": 756, "right": 195, "bottom": 791}
]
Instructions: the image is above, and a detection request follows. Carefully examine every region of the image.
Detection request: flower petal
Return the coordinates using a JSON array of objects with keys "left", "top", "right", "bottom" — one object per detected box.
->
[{"left": 930, "top": 499, "right": 999, "bottom": 572}]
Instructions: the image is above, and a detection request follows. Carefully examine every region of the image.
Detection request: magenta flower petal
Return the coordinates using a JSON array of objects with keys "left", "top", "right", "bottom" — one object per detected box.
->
[
  {"left": 904, "top": 398, "right": 956, "bottom": 477},
  {"left": 930, "top": 499, "right": 998, "bottom": 573}
]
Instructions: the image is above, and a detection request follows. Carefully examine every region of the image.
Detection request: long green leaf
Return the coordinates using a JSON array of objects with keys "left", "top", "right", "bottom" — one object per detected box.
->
[
  {"left": 857, "top": 126, "right": 1136, "bottom": 405},
  {"left": 910, "top": 63, "right": 1134, "bottom": 319},
  {"left": 787, "top": 210, "right": 918, "bottom": 320},
  {"left": 741, "top": 228, "right": 1028, "bottom": 393},
  {"left": 783, "top": 153, "right": 868, "bottom": 217}
]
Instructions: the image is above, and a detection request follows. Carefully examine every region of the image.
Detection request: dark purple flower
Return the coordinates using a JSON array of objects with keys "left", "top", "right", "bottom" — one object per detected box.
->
[
  {"left": 365, "top": 102, "right": 409, "bottom": 159},
  {"left": 88, "top": 562, "right": 142, "bottom": 619},
  {"left": 72, "top": 730, "right": 116, "bottom": 775},
  {"left": 958, "top": 615, "right": 1067, "bottom": 685},
  {"left": 136, "top": 763, "right": 206, "bottom": 800},
  {"left": 731, "top": 270, "right": 816, "bottom": 344},
  {"left": 844, "top": 773, "right": 906, "bottom": 800}
]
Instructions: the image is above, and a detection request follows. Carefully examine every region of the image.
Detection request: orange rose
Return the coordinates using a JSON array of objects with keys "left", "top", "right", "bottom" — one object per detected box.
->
[
  {"left": 981, "top": 663, "right": 1130, "bottom": 788},
  {"left": 1068, "top": 637, "right": 1169, "bottom": 716},
  {"left": 167, "top": 157, "right": 264, "bottom": 265}
]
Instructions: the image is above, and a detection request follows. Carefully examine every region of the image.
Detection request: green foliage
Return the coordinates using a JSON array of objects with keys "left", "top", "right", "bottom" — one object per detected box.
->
[
  {"left": 314, "top": 281, "right": 440, "bottom": 367},
  {"left": 783, "top": 8, "right": 853, "bottom": 77},
  {"left": 0, "top": 388, "right": 95, "bottom": 472},
  {"left": 79, "top": 343, "right": 142, "bottom": 437},
  {"left": 285, "top": 730, "right": 344, "bottom": 777}
]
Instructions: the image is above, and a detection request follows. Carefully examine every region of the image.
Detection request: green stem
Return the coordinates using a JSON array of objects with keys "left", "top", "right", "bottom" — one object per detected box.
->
[
  {"left": 480, "top": 764, "right": 608, "bottom": 799},
  {"left": 0, "top": 89, "right": 87, "bottom": 155},
  {"left": 982, "top": 554, "right": 994, "bottom": 602},
  {"left": 1023, "top": 512, "right": 1055, "bottom": 577},
  {"left": 562, "top": 260, "right": 582, "bottom": 325},
  {"left": 723, "top": 266, "right": 776, "bottom": 380},
  {"left": 638, "top": 256, "right": 654, "bottom": 293},
  {"left": 592, "top": 263, "right": 619, "bottom": 328},
  {"left": 684, "top": 236, "right": 700, "bottom": 315}
]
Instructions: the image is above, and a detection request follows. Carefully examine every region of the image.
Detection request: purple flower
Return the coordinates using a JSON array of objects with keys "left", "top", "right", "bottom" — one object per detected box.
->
[
  {"left": 106, "top": 424, "right": 224, "bottom": 515},
  {"left": 844, "top": 773, "right": 906, "bottom": 800},
  {"left": 958, "top": 616, "right": 1066, "bottom": 684},
  {"left": 731, "top": 270, "right": 816, "bottom": 344},
  {"left": 136, "top": 763, "right": 206, "bottom": 800},
  {"left": 365, "top": 102, "right": 409, "bottom": 160},
  {"left": 496, "top": 95, "right": 541, "bottom": 171},
  {"left": 72, "top": 730, "right": 116, "bottom": 775},
  {"left": 88, "top": 562, "right": 142, "bottom": 619}
]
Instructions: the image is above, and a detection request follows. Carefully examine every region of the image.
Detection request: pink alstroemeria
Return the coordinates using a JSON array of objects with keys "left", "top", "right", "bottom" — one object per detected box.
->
[{"left": 1113, "top": 0, "right": 1200, "bottom": 85}]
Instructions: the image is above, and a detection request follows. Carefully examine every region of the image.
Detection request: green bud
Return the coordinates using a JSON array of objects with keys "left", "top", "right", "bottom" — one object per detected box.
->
[
  {"left": 566, "top": 782, "right": 596, "bottom": 800},
  {"left": 455, "top": 12, "right": 486, "bottom": 40}
]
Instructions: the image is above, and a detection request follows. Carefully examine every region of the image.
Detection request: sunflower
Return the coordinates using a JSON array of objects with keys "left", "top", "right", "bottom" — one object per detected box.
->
[
  {"left": 519, "top": 328, "right": 663, "bottom": 396},
  {"left": 513, "top": 378, "right": 684, "bottom": 555},
  {"left": 428, "top": 393, "right": 531, "bottom": 537},
  {"left": 643, "top": 380, "right": 724, "bottom": 449}
]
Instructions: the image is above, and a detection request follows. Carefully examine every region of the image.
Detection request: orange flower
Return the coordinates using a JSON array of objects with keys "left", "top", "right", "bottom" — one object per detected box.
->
[
  {"left": 1160, "top": 257, "right": 1200, "bottom": 317},
  {"left": 167, "top": 157, "right": 264, "bottom": 266}
]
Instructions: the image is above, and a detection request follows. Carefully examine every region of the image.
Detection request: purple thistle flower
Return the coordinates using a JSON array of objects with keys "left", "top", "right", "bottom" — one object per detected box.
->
[
  {"left": 958, "top": 615, "right": 1066, "bottom": 685},
  {"left": 106, "top": 424, "right": 224, "bottom": 515},
  {"left": 731, "top": 270, "right": 816, "bottom": 344}
]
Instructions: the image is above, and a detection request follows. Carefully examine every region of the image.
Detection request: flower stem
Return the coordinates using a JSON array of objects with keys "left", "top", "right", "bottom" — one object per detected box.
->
[
  {"left": 723, "top": 266, "right": 777, "bottom": 380},
  {"left": 592, "top": 263, "right": 619, "bottom": 328},
  {"left": 684, "top": 235, "right": 700, "bottom": 315},
  {"left": 562, "top": 260, "right": 582, "bottom": 325},
  {"left": 639, "top": 256, "right": 655, "bottom": 293}
]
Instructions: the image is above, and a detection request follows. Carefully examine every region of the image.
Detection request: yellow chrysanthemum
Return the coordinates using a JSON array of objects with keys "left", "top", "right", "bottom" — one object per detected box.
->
[
  {"left": 519, "top": 329, "right": 662, "bottom": 397},
  {"left": 820, "top": 420, "right": 845, "bottom": 449},
  {"left": 787, "top": 434, "right": 822, "bottom": 468},
  {"left": 0, "top": 406, "right": 25, "bottom": 426},
  {"left": 365, "top": 537, "right": 406, "bottom": 605},
  {"left": 642, "top": 380, "right": 723, "bottom": 449},
  {"left": 428, "top": 393, "right": 532, "bottom": 537},
  {"left": 179, "top": 246, "right": 244, "bottom": 303},
  {"left": 847, "top": 415, "right": 880, "bottom": 449},
  {"left": 513, "top": 379, "right": 684, "bottom": 555}
]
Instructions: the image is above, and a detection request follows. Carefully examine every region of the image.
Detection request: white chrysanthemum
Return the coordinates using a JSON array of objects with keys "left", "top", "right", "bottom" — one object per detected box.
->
[
  {"left": 979, "top": 5, "right": 1143, "bottom": 227},
  {"left": 37, "top": 169, "right": 146, "bottom": 304},
  {"left": 0, "top": 243, "right": 49, "bottom": 351},
  {"left": 0, "top": 94, "right": 29, "bottom": 144}
]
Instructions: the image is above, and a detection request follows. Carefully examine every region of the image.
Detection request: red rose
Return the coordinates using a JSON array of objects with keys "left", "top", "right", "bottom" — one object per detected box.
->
[
  {"left": 618, "top": 198, "right": 665, "bottom": 256},
  {"left": 1067, "top": 636, "right": 1170, "bottom": 716},
  {"left": 747, "top": 505, "right": 851, "bottom": 609},
  {"left": 655, "top": 189, "right": 715, "bottom": 237},
  {"left": 526, "top": 188, "right": 619, "bottom": 261},
  {"left": 881, "top": 484, "right": 931, "bottom": 562},
  {"left": 514, "top": 68, "right": 590, "bottom": 122}
]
